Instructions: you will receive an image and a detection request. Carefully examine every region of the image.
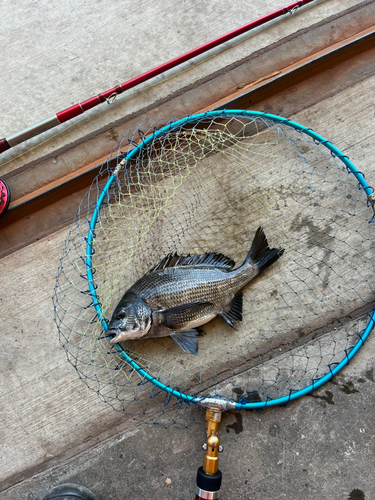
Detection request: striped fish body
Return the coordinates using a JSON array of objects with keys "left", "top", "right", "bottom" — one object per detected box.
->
[
  {"left": 107, "top": 227, "right": 284, "bottom": 354},
  {"left": 130, "top": 264, "right": 256, "bottom": 334}
]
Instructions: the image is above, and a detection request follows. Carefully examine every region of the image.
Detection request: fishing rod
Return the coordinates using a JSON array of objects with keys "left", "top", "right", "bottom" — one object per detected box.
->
[
  {"left": 0, "top": 0, "right": 315, "bottom": 219},
  {"left": 0, "top": 0, "right": 314, "bottom": 156}
]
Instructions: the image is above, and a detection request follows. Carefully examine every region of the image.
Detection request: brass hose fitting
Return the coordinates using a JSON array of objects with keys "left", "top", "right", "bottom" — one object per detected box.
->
[{"left": 202, "top": 409, "right": 222, "bottom": 474}]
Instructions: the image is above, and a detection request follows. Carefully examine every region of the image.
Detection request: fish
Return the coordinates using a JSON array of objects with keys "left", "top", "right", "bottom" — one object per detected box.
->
[{"left": 107, "top": 227, "right": 284, "bottom": 354}]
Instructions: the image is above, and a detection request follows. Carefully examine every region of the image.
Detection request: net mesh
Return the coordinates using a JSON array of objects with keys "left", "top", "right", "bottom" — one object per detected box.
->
[{"left": 53, "top": 113, "right": 375, "bottom": 426}]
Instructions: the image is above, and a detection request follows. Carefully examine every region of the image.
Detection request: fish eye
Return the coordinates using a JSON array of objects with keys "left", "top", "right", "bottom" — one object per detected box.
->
[{"left": 116, "top": 310, "right": 126, "bottom": 319}]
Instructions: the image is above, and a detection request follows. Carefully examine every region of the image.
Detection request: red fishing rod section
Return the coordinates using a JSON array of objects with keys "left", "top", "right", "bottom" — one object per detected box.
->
[{"left": 0, "top": 0, "right": 314, "bottom": 155}]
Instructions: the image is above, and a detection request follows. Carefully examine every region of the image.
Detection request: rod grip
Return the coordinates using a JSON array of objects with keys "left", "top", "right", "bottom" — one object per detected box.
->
[{"left": 196, "top": 466, "right": 222, "bottom": 498}]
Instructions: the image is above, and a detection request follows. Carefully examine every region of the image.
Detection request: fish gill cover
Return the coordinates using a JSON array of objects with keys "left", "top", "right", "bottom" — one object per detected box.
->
[{"left": 53, "top": 111, "right": 375, "bottom": 426}]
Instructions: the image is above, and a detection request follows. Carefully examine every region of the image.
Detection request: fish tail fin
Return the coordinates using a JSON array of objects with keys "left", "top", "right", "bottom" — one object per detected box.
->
[{"left": 244, "top": 227, "right": 284, "bottom": 274}]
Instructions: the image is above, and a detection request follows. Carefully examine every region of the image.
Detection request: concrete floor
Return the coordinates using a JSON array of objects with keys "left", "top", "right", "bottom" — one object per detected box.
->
[
  {"left": 1, "top": 1, "right": 375, "bottom": 499},
  {"left": 3, "top": 336, "right": 375, "bottom": 500}
]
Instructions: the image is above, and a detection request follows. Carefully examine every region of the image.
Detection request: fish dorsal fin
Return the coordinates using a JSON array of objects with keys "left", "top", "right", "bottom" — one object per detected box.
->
[
  {"left": 146, "top": 251, "right": 235, "bottom": 273},
  {"left": 146, "top": 252, "right": 178, "bottom": 273}
]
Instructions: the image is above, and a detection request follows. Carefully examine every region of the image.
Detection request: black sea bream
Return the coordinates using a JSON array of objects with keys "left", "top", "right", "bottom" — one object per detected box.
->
[{"left": 107, "top": 227, "right": 284, "bottom": 354}]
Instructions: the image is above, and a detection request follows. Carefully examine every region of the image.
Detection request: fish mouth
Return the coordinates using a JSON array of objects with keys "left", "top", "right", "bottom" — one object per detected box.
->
[
  {"left": 107, "top": 317, "right": 152, "bottom": 345},
  {"left": 106, "top": 330, "right": 120, "bottom": 344},
  {"left": 108, "top": 328, "right": 139, "bottom": 346}
]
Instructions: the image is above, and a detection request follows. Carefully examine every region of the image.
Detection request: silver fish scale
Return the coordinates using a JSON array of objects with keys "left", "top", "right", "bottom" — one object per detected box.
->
[{"left": 129, "top": 264, "right": 258, "bottom": 312}]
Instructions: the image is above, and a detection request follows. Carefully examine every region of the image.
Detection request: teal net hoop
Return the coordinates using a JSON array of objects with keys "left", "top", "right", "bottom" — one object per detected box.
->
[{"left": 54, "top": 110, "right": 375, "bottom": 423}]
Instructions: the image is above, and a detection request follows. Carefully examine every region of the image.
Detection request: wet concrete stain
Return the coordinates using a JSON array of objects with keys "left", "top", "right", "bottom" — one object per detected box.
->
[
  {"left": 273, "top": 185, "right": 289, "bottom": 211},
  {"left": 269, "top": 423, "right": 281, "bottom": 437},
  {"left": 340, "top": 381, "right": 359, "bottom": 395},
  {"left": 233, "top": 387, "right": 245, "bottom": 403},
  {"left": 365, "top": 368, "right": 374, "bottom": 382},
  {"left": 348, "top": 489, "right": 365, "bottom": 500},
  {"left": 233, "top": 388, "right": 263, "bottom": 404},
  {"left": 331, "top": 379, "right": 359, "bottom": 395},
  {"left": 291, "top": 215, "right": 335, "bottom": 288},
  {"left": 246, "top": 391, "right": 262, "bottom": 403},
  {"left": 226, "top": 413, "right": 243, "bottom": 434},
  {"left": 313, "top": 389, "right": 335, "bottom": 405}
]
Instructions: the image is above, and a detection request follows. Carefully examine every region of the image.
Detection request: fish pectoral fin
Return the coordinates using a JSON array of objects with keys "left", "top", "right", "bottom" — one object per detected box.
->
[
  {"left": 219, "top": 292, "right": 243, "bottom": 331},
  {"left": 160, "top": 301, "right": 213, "bottom": 329},
  {"left": 170, "top": 330, "right": 199, "bottom": 355}
]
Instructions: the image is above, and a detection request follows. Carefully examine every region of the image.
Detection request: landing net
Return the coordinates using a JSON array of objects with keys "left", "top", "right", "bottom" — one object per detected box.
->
[{"left": 53, "top": 110, "right": 375, "bottom": 426}]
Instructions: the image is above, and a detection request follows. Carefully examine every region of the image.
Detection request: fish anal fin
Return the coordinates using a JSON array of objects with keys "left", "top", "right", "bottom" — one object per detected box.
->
[
  {"left": 171, "top": 330, "right": 199, "bottom": 355},
  {"left": 147, "top": 251, "right": 235, "bottom": 273},
  {"left": 219, "top": 315, "right": 238, "bottom": 330},
  {"left": 219, "top": 292, "right": 243, "bottom": 330}
]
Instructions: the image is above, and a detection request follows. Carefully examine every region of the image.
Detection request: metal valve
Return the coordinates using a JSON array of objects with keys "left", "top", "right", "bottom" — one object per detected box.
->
[
  {"left": 202, "top": 409, "right": 222, "bottom": 475},
  {"left": 203, "top": 442, "right": 223, "bottom": 452}
]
